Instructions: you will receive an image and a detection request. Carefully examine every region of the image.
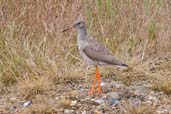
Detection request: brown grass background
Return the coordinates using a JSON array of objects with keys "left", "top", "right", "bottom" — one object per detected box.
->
[{"left": 0, "top": 0, "right": 171, "bottom": 113}]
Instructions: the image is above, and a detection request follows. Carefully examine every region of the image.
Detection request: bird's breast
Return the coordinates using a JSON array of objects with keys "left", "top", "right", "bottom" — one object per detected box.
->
[
  {"left": 77, "top": 40, "right": 97, "bottom": 65},
  {"left": 79, "top": 50, "right": 97, "bottom": 65}
]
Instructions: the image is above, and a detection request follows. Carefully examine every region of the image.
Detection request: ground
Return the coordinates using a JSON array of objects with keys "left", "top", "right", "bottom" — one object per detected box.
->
[{"left": 1, "top": 72, "right": 171, "bottom": 114}]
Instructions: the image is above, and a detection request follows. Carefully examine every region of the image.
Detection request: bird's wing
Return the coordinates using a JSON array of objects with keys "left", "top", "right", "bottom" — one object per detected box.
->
[{"left": 82, "top": 39, "right": 125, "bottom": 66}]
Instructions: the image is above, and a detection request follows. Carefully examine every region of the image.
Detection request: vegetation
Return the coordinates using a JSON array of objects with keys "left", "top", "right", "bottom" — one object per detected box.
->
[
  {"left": 0, "top": 0, "right": 171, "bottom": 113},
  {"left": 126, "top": 103, "right": 157, "bottom": 114}
]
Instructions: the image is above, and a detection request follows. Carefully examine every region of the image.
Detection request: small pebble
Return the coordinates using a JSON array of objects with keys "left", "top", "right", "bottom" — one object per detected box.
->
[
  {"left": 148, "top": 96, "right": 157, "bottom": 101},
  {"left": 64, "top": 109, "right": 70, "bottom": 114},
  {"left": 70, "top": 100, "right": 77, "bottom": 106},
  {"left": 107, "top": 92, "right": 120, "bottom": 100},
  {"left": 23, "top": 100, "right": 32, "bottom": 108},
  {"left": 110, "top": 99, "right": 120, "bottom": 105},
  {"left": 55, "top": 97, "right": 59, "bottom": 100},
  {"left": 81, "top": 110, "right": 86, "bottom": 114},
  {"left": 94, "top": 99, "right": 104, "bottom": 104},
  {"left": 9, "top": 97, "right": 17, "bottom": 103}
]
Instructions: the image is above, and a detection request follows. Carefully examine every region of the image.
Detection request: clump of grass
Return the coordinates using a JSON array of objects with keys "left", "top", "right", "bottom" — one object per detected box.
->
[
  {"left": 152, "top": 79, "right": 171, "bottom": 94},
  {"left": 23, "top": 103, "right": 55, "bottom": 114},
  {"left": 58, "top": 97, "right": 71, "bottom": 108},
  {"left": 115, "top": 64, "right": 148, "bottom": 86},
  {"left": 17, "top": 76, "right": 53, "bottom": 100},
  {"left": 150, "top": 61, "right": 171, "bottom": 94},
  {"left": 126, "top": 103, "right": 156, "bottom": 114},
  {"left": 0, "top": 73, "right": 17, "bottom": 87},
  {"left": 49, "top": 59, "right": 85, "bottom": 85},
  {"left": 147, "top": 21, "right": 157, "bottom": 40}
]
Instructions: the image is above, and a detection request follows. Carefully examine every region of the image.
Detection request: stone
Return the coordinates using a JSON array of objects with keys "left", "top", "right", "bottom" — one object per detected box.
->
[
  {"left": 23, "top": 100, "right": 32, "bottom": 108},
  {"left": 107, "top": 92, "right": 120, "bottom": 100},
  {"left": 94, "top": 99, "right": 104, "bottom": 105},
  {"left": 64, "top": 109, "right": 70, "bottom": 114},
  {"left": 110, "top": 99, "right": 120, "bottom": 105},
  {"left": 70, "top": 100, "right": 77, "bottom": 106}
]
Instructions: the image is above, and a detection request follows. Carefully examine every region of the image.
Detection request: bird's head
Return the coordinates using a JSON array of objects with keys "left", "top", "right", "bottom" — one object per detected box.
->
[
  {"left": 61, "top": 20, "right": 86, "bottom": 33},
  {"left": 73, "top": 20, "right": 86, "bottom": 29}
]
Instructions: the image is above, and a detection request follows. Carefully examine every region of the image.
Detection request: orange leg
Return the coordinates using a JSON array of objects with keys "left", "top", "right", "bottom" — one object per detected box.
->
[
  {"left": 88, "top": 65, "right": 102, "bottom": 96},
  {"left": 96, "top": 65, "right": 102, "bottom": 94}
]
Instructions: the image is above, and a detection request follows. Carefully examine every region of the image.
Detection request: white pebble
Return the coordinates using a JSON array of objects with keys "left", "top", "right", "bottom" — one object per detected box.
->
[{"left": 23, "top": 100, "right": 32, "bottom": 108}]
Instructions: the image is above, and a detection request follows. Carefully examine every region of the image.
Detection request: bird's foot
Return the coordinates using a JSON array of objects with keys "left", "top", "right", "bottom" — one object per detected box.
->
[{"left": 89, "top": 87, "right": 102, "bottom": 96}]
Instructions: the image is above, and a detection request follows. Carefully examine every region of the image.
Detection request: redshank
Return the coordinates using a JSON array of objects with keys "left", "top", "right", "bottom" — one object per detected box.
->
[{"left": 62, "top": 20, "right": 128, "bottom": 96}]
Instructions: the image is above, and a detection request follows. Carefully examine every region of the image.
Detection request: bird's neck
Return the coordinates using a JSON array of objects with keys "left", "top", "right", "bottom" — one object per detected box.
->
[{"left": 77, "top": 27, "right": 88, "bottom": 41}]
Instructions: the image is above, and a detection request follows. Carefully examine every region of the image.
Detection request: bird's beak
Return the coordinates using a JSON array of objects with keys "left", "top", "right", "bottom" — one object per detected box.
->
[{"left": 61, "top": 24, "right": 75, "bottom": 33}]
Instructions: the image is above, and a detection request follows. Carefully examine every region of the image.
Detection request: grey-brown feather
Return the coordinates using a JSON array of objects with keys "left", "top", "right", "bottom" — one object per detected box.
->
[{"left": 83, "top": 37, "right": 126, "bottom": 66}]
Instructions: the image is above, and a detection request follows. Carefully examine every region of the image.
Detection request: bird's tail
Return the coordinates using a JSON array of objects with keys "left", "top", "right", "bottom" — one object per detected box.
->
[
  {"left": 110, "top": 57, "right": 128, "bottom": 68},
  {"left": 121, "top": 63, "right": 128, "bottom": 67},
  {"left": 115, "top": 63, "right": 128, "bottom": 69}
]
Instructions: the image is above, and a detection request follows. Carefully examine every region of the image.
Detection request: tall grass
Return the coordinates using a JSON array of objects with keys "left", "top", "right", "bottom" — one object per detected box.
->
[{"left": 0, "top": 0, "right": 171, "bottom": 98}]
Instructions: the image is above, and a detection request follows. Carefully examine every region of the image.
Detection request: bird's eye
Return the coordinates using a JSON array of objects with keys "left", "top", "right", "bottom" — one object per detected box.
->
[{"left": 77, "top": 22, "right": 80, "bottom": 25}]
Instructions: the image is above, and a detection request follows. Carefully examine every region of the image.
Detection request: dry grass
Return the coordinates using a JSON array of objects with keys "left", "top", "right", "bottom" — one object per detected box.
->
[
  {"left": 152, "top": 78, "right": 171, "bottom": 94},
  {"left": 151, "top": 61, "right": 171, "bottom": 94},
  {"left": 23, "top": 103, "right": 55, "bottom": 114},
  {"left": 125, "top": 103, "right": 157, "bottom": 114},
  {"left": 58, "top": 97, "right": 72, "bottom": 108},
  {"left": 17, "top": 76, "right": 53, "bottom": 100},
  {"left": 0, "top": 0, "right": 171, "bottom": 113}
]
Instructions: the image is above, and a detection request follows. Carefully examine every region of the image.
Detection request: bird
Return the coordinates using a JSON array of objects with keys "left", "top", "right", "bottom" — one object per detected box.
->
[{"left": 62, "top": 20, "right": 128, "bottom": 96}]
